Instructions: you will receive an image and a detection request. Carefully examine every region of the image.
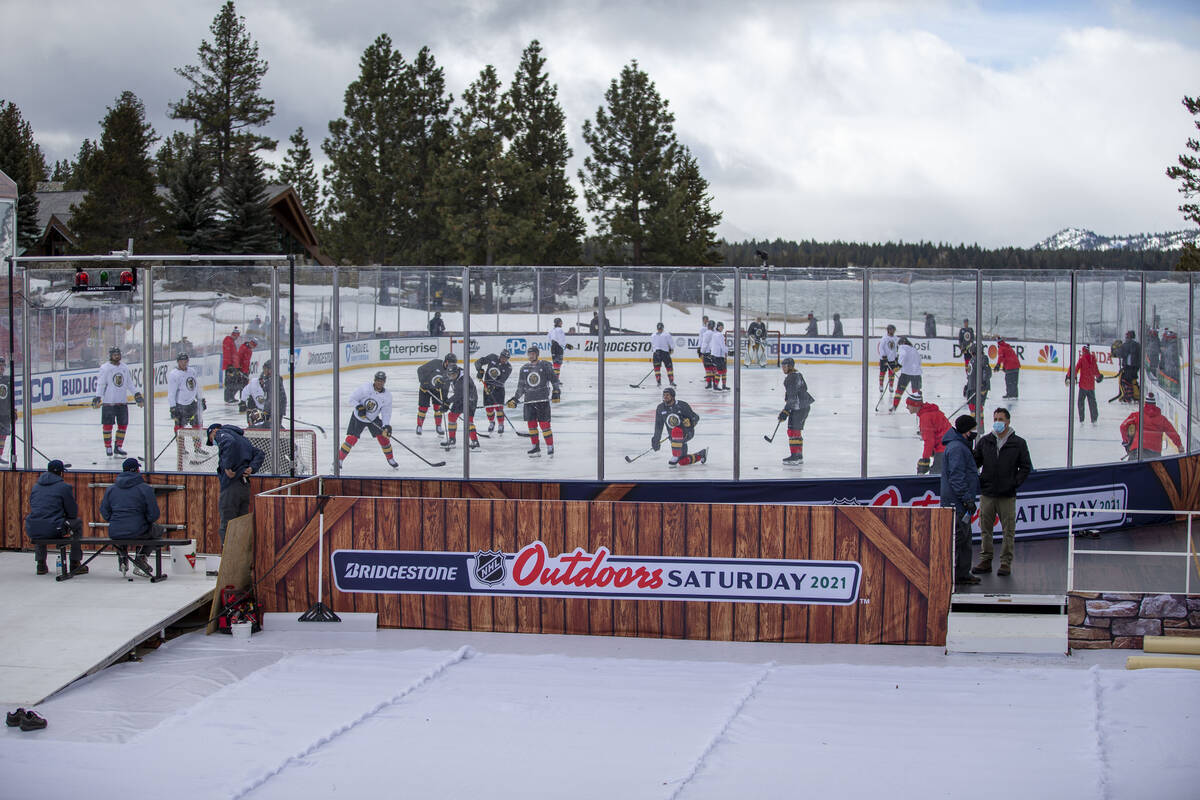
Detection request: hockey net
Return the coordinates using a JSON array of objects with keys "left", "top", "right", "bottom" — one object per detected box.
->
[
  {"left": 734, "top": 330, "right": 781, "bottom": 367},
  {"left": 175, "top": 427, "right": 319, "bottom": 476}
]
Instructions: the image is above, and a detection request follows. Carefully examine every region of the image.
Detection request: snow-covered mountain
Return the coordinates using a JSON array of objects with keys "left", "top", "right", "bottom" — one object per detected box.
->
[{"left": 1034, "top": 226, "right": 1200, "bottom": 251}]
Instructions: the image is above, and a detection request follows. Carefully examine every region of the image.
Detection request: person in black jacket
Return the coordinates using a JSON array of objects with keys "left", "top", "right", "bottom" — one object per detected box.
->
[
  {"left": 777, "top": 357, "right": 814, "bottom": 465},
  {"left": 101, "top": 458, "right": 165, "bottom": 574},
  {"left": 25, "top": 459, "right": 86, "bottom": 575},
  {"left": 651, "top": 387, "right": 706, "bottom": 467},
  {"left": 971, "top": 408, "right": 1033, "bottom": 577},
  {"left": 207, "top": 424, "right": 266, "bottom": 544},
  {"left": 428, "top": 311, "right": 446, "bottom": 337}
]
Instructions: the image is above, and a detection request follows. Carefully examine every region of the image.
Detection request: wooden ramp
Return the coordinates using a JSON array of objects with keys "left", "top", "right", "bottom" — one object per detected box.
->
[{"left": 0, "top": 551, "right": 216, "bottom": 708}]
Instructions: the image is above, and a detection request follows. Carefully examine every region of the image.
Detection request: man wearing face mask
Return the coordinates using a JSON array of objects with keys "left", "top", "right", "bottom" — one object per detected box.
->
[
  {"left": 941, "top": 415, "right": 982, "bottom": 586},
  {"left": 971, "top": 408, "right": 1033, "bottom": 577}
]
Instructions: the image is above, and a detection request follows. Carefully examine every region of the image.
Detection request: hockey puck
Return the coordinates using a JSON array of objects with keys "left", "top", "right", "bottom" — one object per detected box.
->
[{"left": 753, "top": 466, "right": 759, "bottom": 470}]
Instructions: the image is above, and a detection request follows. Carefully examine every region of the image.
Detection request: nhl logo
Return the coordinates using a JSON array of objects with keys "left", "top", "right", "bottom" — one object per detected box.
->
[{"left": 474, "top": 550, "right": 506, "bottom": 585}]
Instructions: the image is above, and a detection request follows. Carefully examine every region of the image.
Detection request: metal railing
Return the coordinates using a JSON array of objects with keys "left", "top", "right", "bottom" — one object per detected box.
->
[{"left": 1067, "top": 508, "right": 1199, "bottom": 594}]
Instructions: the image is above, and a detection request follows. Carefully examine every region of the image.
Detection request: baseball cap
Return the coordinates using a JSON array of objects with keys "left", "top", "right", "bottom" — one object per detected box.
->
[
  {"left": 122, "top": 458, "right": 140, "bottom": 472},
  {"left": 47, "top": 459, "right": 65, "bottom": 474}
]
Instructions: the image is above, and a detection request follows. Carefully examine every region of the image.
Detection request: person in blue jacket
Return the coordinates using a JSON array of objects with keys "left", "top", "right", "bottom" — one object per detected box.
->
[
  {"left": 940, "top": 415, "right": 981, "bottom": 586},
  {"left": 25, "top": 459, "right": 86, "bottom": 575},
  {"left": 207, "top": 424, "right": 266, "bottom": 544},
  {"left": 100, "top": 458, "right": 164, "bottom": 574}
]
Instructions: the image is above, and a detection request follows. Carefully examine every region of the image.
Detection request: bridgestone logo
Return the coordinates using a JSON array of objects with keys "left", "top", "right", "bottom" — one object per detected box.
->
[
  {"left": 583, "top": 341, "right": 651, "bottom": 353},
  {"left": 307, "top": 351, "right": 333, "bottom": 365}
]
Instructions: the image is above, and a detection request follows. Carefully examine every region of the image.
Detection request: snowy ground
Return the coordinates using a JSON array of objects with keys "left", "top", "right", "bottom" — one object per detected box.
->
[
  {"left": 0, "top": 626, "right": 1196, "bottom": 800},
  {"left": 25, "top": 355, "right": 1136, "bottom": 481}
]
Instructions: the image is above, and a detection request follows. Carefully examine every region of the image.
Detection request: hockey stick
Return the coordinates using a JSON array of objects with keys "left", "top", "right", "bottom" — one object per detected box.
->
[
  {"left": 946, "top": 400, "right": 969, "bottom": 419},
  {"left": 625, "top": 439, "right": 665, "bottom": 463},
  {"left": 284, "top": 415, "right": 326, "bottom": 435},
  {"left": 628, "top": 369, "right": 655, "bottom": 389},
  {"left": 505, "top": 414, "right": 533, "bottom": 437},
  {"left": 68, "top": 401, "right": 135, "bottom": 407},
  {"left": 12, "top": 431, "right": 57, "bottom": 464},
  {"left": 763, "top": 419, "right": 783, "bottom": 443},
  {"left": 873, "top": 368, "right": 897, "bottom": 411},
  {"left": 153, "top": 433, "right": 179, "bottom": 462},
  {"left": 388, "top": 433, "right": 446, "bottom": 468}
]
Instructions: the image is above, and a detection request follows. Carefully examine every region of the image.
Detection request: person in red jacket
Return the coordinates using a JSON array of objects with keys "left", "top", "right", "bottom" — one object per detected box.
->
[
  {"left": 1121, "top": 392, "right": 1182, "bottom": 459},
  {"left": 221, "top": 327, "right": 241, "bottom": 401},
  {"left": 905, "top": 391, "right": 950, "bottom": 475},
  {"left": 995, "top": 337, "right": 1021, "bottom": 399},
  {"left": 227, "top": 338, "right": 256, "bottom": 405},
  {"left": 1066, "top": 345, "right": 1103, "bottom": 423}
]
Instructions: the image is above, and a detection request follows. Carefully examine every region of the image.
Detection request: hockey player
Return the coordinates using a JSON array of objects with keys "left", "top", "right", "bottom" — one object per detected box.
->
[
  {"left": 1117, "top": 330, "right": 1141, "bottom": 403},
  {"left": 444, "top": 372, "right": 481, "bottom": 450},
  {"left": 1121, "top": 392, "right": 1182, "bottom": 460},
  {"left": 547, "top": 317, "right": 573, "bottom": 380},
  {"left": 711, "top": 322, "right": 730, "bottom": 390},
  {"left": 338, "top": 371, "right": 397, "bottom": 468},
  {"left": 1066, "top": 345, "right": 1103, "bottom": 423},
  {"left": 650, "top": 322, "right": 676, "bottom": 387},
  {"left": 0, "top": 354, "right": 13, "bottom": 465},
  {"left": 474, "top": 349, "right": 512, "bottom": 434},
  {"left": 700, "top": 319, "right": 717, "bottom": 389},
  {"left": 651, "top": 387, "right": 706, "bottom": 467},
  {"left": 695, "top": 315, "right": 710, "bottom": 369},
  {"left": 747, "top": 317, "right": 767, "bottom": 347},
  {"left": 889, "top": 336, "right": 922, "bottom": 412},
  {"left": 963, "top": 346, "right": 991, "bottom": 415},
  {"left": 905, "top": 391, "right": 950, "bottom": 475},
  {"left": 221, "top": 327, "right": 240, "bottom": 399},
  {"left": 995, "top": 337, "right": 1021, "bottom": 399},
  {"left": 957, "top": 319, "right": 975, "bottom": 366},
  {"left": 167, "top": 353, "right": 206, "bottom": 453},
  {"left": 92, "top": 347, "right": 144, "bottom": 457},
  {"left": 415, "top": 353, "right": 457, "bottom": 435},
  {"left": 241, "top": 360, "right": 287, "bottom": 427},
  {"left": 506, "top": 345, "right": 560, "bottom": 457},
  {"left": 778, "top": 357, "right": 813, "bottom": 465},
  {"left": 877, "top": 324, "right": 899, "bottom": 394}
]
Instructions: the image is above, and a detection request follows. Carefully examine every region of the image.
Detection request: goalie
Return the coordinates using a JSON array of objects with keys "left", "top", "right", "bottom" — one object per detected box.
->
[{"left": 337, "top": 371, "right": 398, "bottom": 468}]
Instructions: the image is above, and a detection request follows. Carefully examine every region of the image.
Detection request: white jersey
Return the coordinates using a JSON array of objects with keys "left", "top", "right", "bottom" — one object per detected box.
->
[
  {"left": 897, "top": 343, "right": 922, "bottom": 376},
  {"left": 241, "top": 381, "right": 266, "bottom": 410},
  {"left": 650, "top": 331, "right": 673, "bottom": 353},
  {"left": 877, "top": 335, "right": 899, "bottom": 361},
  {"left": 97, "top": 361, "right": 138, "bottom": 405},
  {"left": 548, "top": 327, "right": 566, "bottom": 349},
  {"left": 167, "top": 367, "right": 203, "bottom": 407},
  {"left": 699, "top": 328, "right": 715, "bottom": 354},
  {"left": 709, "top": 331, "right": 729, "bottom": 358},
  {"left": 349, "top": 382, "right": 393, "bottom": 427}
]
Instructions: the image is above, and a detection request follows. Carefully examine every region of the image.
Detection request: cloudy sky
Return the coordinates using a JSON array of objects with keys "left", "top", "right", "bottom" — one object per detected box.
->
[{"left": 7, "top": 0, "right": 1200, "bottom": 247}]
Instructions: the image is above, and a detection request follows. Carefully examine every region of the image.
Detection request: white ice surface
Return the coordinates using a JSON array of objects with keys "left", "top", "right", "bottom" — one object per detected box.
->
[{"left": 0, "top": 629, "right": 1196, "bottom": 800}]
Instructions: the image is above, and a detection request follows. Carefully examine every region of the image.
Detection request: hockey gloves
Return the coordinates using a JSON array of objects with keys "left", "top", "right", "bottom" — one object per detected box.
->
[
  {"left": 916, "top": 457, "right": 931, "bottom": 475},
  {"left": 355, "top": 404, "right": 368, "bottom": 417},
  {"left": 681, "top": 417, "right": 691, "bottom": 428},
  {"left": 248, "top": 409, "right": 265, "bottom": 426},
  {"left": 170, "top": 405, "right": 184, "bottom": 424},
  {"left": 91, "top": 396, "right": 102, "bottom": 408},
  {"left": 238, "top": 401, "right": 247, "bottom": 413},
  {"left": 551, "top": 389, "right": 561, "bottom": 403},
  {"left": 201, "top": 398, "right": 207, "bottom": 410},
  {"left": 651, "top": 438, "right": 661, "bottom": 451},
  {"left": 505, "top": 398, "right": 518, "bottom": 409},
  {"left": 566, "top": 343, "right": 575, "bottom": 350},
  {"left": 134, "top": 392, "right": 144, "bottom": 408},
  {"left": 382, "top": 424, "right": 392, "bottom": 437},
  {"left": 777, "top": 410, "right": 789, "bottom": 422},
  {"left": 1096, "top": 374, "right": 1103, "bottom": 382}
]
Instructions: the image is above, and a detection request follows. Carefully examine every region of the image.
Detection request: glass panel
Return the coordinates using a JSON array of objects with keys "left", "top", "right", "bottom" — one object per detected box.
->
[
  {"left": 1192, "top": 276, "right": 1199, "bottom": 453},
  {"left": 1141, "top": 274, "right": 1188, "bottom": 460},
  {"left": 277, "top": 264, "right": 333, "bottom": 476},
  {"left": 1071, "top": 273, "right": 1139, "bottom": 466},
  {"left": 0, "top": 262, "right": 21, "bottom": 469}
]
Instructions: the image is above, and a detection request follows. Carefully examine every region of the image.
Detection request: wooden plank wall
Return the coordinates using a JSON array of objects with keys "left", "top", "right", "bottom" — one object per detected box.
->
[{"left": 254, "top": 493, "right": 953, "bottom": 646}]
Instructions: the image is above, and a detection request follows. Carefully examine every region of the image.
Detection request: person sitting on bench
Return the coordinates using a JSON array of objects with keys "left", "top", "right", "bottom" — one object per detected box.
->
[
  {"left": 25, "top": 459, "right": 86, "bottom": 576},
  {"left": 100, "top": 458, "right": 165, "bottom": 577}
]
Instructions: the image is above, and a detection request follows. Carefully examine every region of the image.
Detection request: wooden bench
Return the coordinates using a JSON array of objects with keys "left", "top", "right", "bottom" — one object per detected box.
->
[
  {"left": 87, "top": 482, "right": 184, "bottom": 491},
  {"left": 41, "top": 531, "right": 192, "bottom": 583}
]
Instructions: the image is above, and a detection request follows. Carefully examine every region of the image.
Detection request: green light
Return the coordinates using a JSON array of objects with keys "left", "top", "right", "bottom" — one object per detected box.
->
[{"left": 99, "top": 270, "right": 109, "bottom": 286}]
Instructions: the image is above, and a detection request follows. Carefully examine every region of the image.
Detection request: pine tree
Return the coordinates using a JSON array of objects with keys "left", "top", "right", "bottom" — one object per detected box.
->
[
  {"left": 63, "top": 139, "right": 98, "bottom": 190},
  {"left": 166, "top": 134, "right": 221, "bottom": 253},
  {"left": 50, "top": 160, "right": 72, "bottom": 183},
  {"left": 579, "top": 61, "right": 678, "bottom": 265},
  {"left": 169, "top": 0, "right": 275, "bottom": 186},
  {"left": 647, "top": 146, "right": 722, "bottom": 266},
  {"left": 1166, "top": 94, "right": 1200, "bottom": 271},
  {"left": 69, "top": 91, "right": 168, "bottom": 253},
  {"left": 401, "top": 46, "right": 454, "bottom": 266},
  {"left": 278, "top": 126, "right": 321, "bottom": 219},
  {"left": 503, "top": 40, "right": 584, "bottom": 265},
  {"left": 437, "top": 65, "right": 514, "bottom": 266},
  {"left": 217, "top": 145, "right": 277, "bottom": 254},
  {"left": 0, "top": 101, "right": 47, "bottom": 250}
]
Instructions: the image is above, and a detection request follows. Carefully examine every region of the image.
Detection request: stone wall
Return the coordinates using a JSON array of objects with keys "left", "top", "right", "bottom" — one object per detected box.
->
[{"left": 1069, "top": 592, "right": 1200, "bottom": 650}]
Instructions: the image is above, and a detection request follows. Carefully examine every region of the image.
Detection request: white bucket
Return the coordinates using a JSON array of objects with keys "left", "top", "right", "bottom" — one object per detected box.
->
[
  {"left": 231, "top": 621, "right": 253, "bottom": 641},
  {"left": 170, "top": 540, "right": 197, "bottom": 575},
  {"left": 205, "top": 555, "right": 221, "bottom": 577}
]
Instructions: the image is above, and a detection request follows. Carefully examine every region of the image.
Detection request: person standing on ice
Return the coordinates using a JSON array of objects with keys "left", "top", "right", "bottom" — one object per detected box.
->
[
  {"left": 651, "top": 387, "right": 706, "bottom": 467},
  {"left": 805, "top": 312, "right": 818, "bottom": 336},
  {"left": 92, "top": 347, "right": 143, "bottom": 457},
  {"left": 444, "top": 371, "right": 481, "bottom": 450},
  {"left": 474, "top": 349, "right": 512, "bottom": 434},
  {"left": 338, "top": 371, "right": 397, "bottom": 468},
  {"left": 547, "top": 317, "right": 573, "bottom": 380},
  {"left": 777, "top": 357, "right": 813, "bottom": 465},
  {"left": 700, "top": 319, "right": 717, "bottom": 389},
  {"left": 1066, "top": 344, "right": 1103, "bottom": 423},
  {"left": 924, "top": 312, "right": 937, "bottom": 338},
  {"left": 877, "top": 324, "right": 899, "bottom": 395},
  {"left": 963, "top": 345, "right": 991, "bottom": 415},
  {"left": 889, "top": 337, "right": 922, "bottom": 412},
  {"left": 831, "top": 313, "right": 844, "bottom": 337},
  {"left": 428, "top": 311, "right": 445, "bottom": 337},
  {"left": 167, "top": 352, "right": 206, "bottom": 453},
  {"left": 0, "top": 354, "right": 15, "bottom": 465},
  {"left": 695, "top": 314, "right": 710, "bottom": 373},
  {"left": 650, "top": 322, "right": 676, "bottom": 387},
  {"left": 995, "top": 337, "right": 1021, "bottom": 399},
  {"left": 957, "top": 319, "right": 975, "bottom": 366},
  {"left": 711, "top": 322, "right": 730, "bottom": 390},
  {"left": 220, "top": 327, "right": 240, "bottom": 396},
  {"left": 904, "top": 391, "right": 950, "bottom": 475},
  {"left": 506, "top": 344, "right": 560, "bottom": 457},
  {"left": 415, "top": 353, "right": 457, "bottom": 436}
]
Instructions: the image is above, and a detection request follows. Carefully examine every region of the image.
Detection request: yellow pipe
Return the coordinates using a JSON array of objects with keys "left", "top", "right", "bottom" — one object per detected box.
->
[
  {"left": 1142, "top": 636, "right": 1200, "bottom": 656},
  {"left": 1126, "top": 655, "right": 1200, "bottom": 670}
]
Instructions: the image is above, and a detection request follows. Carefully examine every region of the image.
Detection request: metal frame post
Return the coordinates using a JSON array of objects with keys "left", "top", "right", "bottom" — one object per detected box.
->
[
  {"left": 142, "top": 265, "right": 155, "bottom": 470},
  {"left": 20, "top": 265, "right": 30, "bottom": 469},
  {"left": 269, "top": 264, "right": 281, "bottom": 474},
  {"left": 462, "top": 266, "right": 471, "bottom": 479},
  {"left": 597, "top": 267, "right": 606, "bottom": 480},
  {"left": 861, "top": 270, "right": 870, "bottom": 478},
  {"left": 332, "top": 267, "right": 341, "bottom": 477},
  {"left": 1067, "top": 272, "right": 1077, "bottom": 468},
  {"left": 733, "top": 268, "right": 741, "bottom": 480}
]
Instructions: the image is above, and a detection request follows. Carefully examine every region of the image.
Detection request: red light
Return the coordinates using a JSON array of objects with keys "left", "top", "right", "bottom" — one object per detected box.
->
[
  {"left": 120, "top": 270, "right": 134, "bottom": 287},
  {"left": 74, "top": 270, "right": 89, "bottom": 288}
]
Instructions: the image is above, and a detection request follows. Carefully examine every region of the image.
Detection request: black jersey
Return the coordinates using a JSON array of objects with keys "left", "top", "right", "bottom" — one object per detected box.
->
[
  {"left": 418, "top": 358, "right": 450, "bottom": 390},
  {"left": 448, "top": 374, "right": 479, "bottom": 413},
  {"left": 653, "top": 399, "right": 699, "bottom": 441},
  {"left": 747, "top": 321, "right": 767, "bottom": 341},
  {"left": 513, "top": 360, "right": 560, "bottom": 405},
  {"left": 474, "top": 353, "right": 512, "bottom": 387},
  {"left": 783, "top": 372, "right": 814, "bottom": 410}
]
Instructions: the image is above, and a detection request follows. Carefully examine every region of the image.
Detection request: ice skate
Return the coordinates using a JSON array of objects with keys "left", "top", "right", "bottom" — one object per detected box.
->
[
  {"left": 782, "top": 453, "right": 803, "bottom": 466},
  {"left": 105, "top": 447, "right": 113, "bottom": 457},
  {"left": 697, "top": 448, "right": 708, "bottom": 464},
  {"left": 488, "top": 421, "right": 496, "bottom": 433},
  {"left": 546, "top": 445, "right": 554, "bottom": 457},
  {"left": 113, "top": 446, "right": 127, "bottom": 456},
  {"left": 414, "top": 425, "right": 422, "bottom": 435},
  {"left": 387, "top": 458, "right": 399, "bottom": 468},
  {"left": 527, "top": 444, "right": 541, "bottom": 457},
  {"left": 469, "top": 440, "right": 480, "bottom": 450}
]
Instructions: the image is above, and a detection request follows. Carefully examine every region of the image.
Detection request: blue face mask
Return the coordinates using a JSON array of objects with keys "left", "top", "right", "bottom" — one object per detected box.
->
[{"left": 993, "top": 421, "right": 1006, "bottom": 434}]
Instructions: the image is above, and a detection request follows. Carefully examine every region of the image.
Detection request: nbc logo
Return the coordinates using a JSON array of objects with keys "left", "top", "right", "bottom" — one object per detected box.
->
[{"left": 1037, "top": 345, "right": 1058, "bottom": 364}]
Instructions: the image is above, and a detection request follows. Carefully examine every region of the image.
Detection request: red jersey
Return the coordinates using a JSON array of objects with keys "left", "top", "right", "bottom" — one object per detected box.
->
[
  {"left": 996, "top": 341, "right": 1020, "bottom": 370},
  {"left": 1073, "top": 350, "right": 1101, "bottom": 391},
  {"left": 1121, "top": 405, "right": 1182, "bottom": 453},
  {"left": 221, "top": 334, "right": 239, "bottom": 370},
  {"left": 236, "top": 343, "right": 255, "bottom": 373},
  {"left": 918, "top": 403, "right": 951, "bottom": 459}
]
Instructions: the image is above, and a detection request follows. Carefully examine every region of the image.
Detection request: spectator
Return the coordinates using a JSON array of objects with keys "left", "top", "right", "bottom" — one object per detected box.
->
[
  {"left": 25, "top": 459, "right": 86, "bottom": 576},
  {"left": 924, "top": 312, "right": 937, "bottom": 338},
  {"left": 429, "top": 311, "right": 446, "bottom": 337},
  {"left": 220, "top": 327, "right": 240, "bottom": 390},
  {"left": 831, "top": 313, "right": 843, "bottom": 337},
  {"left": 588, "top": 312, "right": 600, "bottom": 335},
  {"left": 1146, "top": 329, "right": 1160, "bottom": 374},
  {"left": 805, "top": 313, "right": 818, "bottom": 337},
  {"left": 1120, "top": 392, "right": 1182, "bottom": 460},
  {"left": 972, "top": 408, "right": 1033, "bottom": 577},
  {"left": 1117, "top": 330, "right": 1140, "bottom": 403},
  {"left": 995, "top": 337, "right": 1021, "bottom": 399},
  {"left": 207, "top": 424, "right": 266, "bottom": 544},
  {"left": 1067, "top": 345, "right": 1103, "bottom": 423},
  {"left": 100, "top": 458, "right": 164, "bottom": 576},
  {"left": 941, "top": 415, "right": 981, "bottom": 586}
]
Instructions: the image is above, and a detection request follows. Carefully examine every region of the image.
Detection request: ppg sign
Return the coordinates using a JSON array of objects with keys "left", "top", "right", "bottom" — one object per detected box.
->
[{"left": 506, "top": 338, "right": 528, "bottom": 355}]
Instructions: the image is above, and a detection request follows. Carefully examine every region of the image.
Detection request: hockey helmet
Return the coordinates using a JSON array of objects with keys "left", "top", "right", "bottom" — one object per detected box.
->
[
  {"left": 527, "top": 344, "right": 540, "bottom": 355},
  {"left": 1126, "top": 330, "right": 1136, "bottom": 339},
  {"left": 261, "top": 359, "right": 272, "bottom": 372},
  {"left": 108, "top": 347, "right": 121, "bottom": 361},
  {"left": 554, "top": 317, "right": 562, "bottom": 325},
  {"left": 176, "top": 352, "right": 189, "bottom": 362},
  {"left": 898, "top": 336, "right": 911, "bottom": 346},
  {"left": 662, "top": 386, "right": 676, "bottom": 402},
  {"left": 374, "top": 370, "right": 387, "bottom": 384},
  {"left": 716, "top": 321, "right": 725, "bottom": 330},
  {"left": 886, "top": 324, "right": 896, "bottom": 334},
  {"left": 707, "top": 320, "right": 716, "bottom": 329},
  {"left": 443, "top": 353, "right": 458, "bottom": 367},
  {"left": 499, "top": 349, "right": 510, "bottom": 360},
  {"left": 656, "top": 322, "right": 664, "bottom": 331},
  {"left": 781, "top": 357, "right": 795, "bottom": 370}
]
